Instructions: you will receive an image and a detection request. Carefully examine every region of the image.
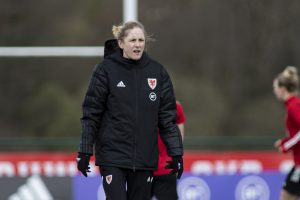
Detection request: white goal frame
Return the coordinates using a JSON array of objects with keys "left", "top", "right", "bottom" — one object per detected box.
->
[{"left": 0, "top": 0, "right": 137, "bottom": 57}]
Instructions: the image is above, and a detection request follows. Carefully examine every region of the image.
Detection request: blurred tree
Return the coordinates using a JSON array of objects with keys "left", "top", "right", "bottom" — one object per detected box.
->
[
  {"left": 0, "top": 0, "right": 300, "bottom": 141},
  {"left": 140, "top": 0, "right": 300, "bottom": 137},
  {"left": 23, "top": 83, "right": 83, "bottom": 137}
]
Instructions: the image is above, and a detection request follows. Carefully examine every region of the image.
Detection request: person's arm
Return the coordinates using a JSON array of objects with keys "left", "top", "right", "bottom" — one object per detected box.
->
[
  {"left": 79, "top": 64, "right": 108, "bottom": 155},
  {"left": 176, "top": 101, "right": 186, "bottom": 140},
  {"left": 77, "top": 64, "right": 108, "bottom": 177},
  {"left": 158, "top": 68, "right": 183, "bottom": 157},
  {"left": 158, "top": 68, "right": 184, "bottom": 179},
  {"left": 275, "top": 106, "right": 300, "bottom": 153},
  {"left": 277, "top": 132, "right": 300, "bottom": 153},
  {"left": 178, "top": 123, "right": 184, "bottom": 140}
]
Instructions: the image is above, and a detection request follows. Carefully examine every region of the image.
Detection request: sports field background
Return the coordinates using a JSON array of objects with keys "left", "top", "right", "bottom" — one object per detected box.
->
[{"left": 1, "top": 0, "right": 300, "bottom": 199}]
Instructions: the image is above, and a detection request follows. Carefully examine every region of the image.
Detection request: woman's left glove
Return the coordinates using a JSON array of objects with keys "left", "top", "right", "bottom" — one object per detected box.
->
[
  {"left": 77, "top": 153, "right": 91, "bottom": 177},
  {"left": 165, "top": 155, "right": 184, "bottom": 179}
]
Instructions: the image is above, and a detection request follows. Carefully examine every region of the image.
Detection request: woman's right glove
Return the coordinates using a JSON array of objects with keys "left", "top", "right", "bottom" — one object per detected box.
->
[{"left": 77, "top": 153, "right": 91, "bottom": 177}]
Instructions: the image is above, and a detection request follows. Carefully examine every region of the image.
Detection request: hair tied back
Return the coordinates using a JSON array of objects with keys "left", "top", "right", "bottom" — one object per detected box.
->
[{"left": 112, "top": 25, "right": 123, "bottom": 39}]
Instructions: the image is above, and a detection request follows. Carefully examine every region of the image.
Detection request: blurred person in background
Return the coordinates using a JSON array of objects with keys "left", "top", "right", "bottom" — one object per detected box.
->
[
  {"left": 273, "top": 66, "right": 300, "bottom": 200},
  {"left": 76, "top": 21, "right": 183, "bottom": 200},
  {"left": 151, "top": 100, "right": 185, "bottom": 200}
]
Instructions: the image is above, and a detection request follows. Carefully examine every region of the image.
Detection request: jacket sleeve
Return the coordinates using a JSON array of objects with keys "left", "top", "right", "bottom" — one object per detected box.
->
[
  {"left": 79, "top": 63, "right": 108, "bottom": 155},
  {"left": 280, "top": 107, "right": 300, "bottom": 152},
  {"left": 158, "top": 67, "right": 183, "bottom": 157},
  {"left": 279, "top": 132, "right": 300, "bottom": 153}
]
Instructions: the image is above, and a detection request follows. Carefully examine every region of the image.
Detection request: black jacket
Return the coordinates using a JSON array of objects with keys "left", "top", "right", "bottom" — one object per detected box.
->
[{"left": 79, "top": 40, "right": 183, "bottom": 170}]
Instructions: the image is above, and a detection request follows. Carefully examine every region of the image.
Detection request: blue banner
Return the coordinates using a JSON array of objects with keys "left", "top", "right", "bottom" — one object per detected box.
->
[{"left": 73, "top": 172, "right": 285, "bottom": 200}]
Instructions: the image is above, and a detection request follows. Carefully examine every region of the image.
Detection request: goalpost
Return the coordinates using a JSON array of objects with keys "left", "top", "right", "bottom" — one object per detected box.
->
[
  {"left": 0, "top": 0, "right": 137, "bottom": 57},
  {"left": 0, "top": 47, "right": 104, "bottom": 57}
]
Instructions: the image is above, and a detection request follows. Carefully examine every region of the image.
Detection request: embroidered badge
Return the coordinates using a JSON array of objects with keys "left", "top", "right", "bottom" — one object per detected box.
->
[
  {"left": 106, "top": 175, "right": 113, "bottom": 184},
  {"left": 148, "top": 78, "right": 157, "bottom": 90}
]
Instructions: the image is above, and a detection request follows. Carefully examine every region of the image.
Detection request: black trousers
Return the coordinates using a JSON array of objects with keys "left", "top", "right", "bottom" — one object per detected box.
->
[
  {"left": 283, "top": 166, "right": 300, "bottom": 196},
  {"left": 100, "top": 166, "right": 153, "bottom": 200},
  {"left": 151, "top": 174, "right": 178, "bottom": 200}
]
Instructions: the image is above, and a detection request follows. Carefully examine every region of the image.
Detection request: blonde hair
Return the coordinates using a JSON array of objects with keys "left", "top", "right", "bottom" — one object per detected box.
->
[
  {"left": 112, "top": 21, "right": 148, "bottom": 41},
  {"left": 112, "top": 25, "right": 123, "bottom": 39},
  {"left": 276, "top": 66, "right": 299, "bottom": 92}
]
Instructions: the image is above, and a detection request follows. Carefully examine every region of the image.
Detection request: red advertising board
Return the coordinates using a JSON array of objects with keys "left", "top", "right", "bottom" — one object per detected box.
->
[
  {"left": 184, "top": 151, "right": 293, "bottom": 175},
  {"left": 0, "top": 151, "right": 293, "bottom": 177}
]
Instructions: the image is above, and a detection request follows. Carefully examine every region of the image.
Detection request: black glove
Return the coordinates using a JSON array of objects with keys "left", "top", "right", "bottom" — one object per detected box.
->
[
  {"left": 165, "top": 155, "right": 183, "bottom": 179},
  {"left": 77, "top": 153, "right": 91, "bottom": 177}
]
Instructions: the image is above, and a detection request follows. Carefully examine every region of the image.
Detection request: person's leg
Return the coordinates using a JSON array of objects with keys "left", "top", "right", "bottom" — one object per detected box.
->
[
  {"left": 280, "top": 166, "right": 300, "bottom": 200},
  {"left": 151, "top": 176, "right": 160, "bottom": 199},
  {"left": 280, "top": 189, "right": 299, "bottom": 200},
  {"left": 100, "top": 166, "right": 127, "bottom": 200},
  {"left": 127, "top": 170, "right": 153, "bottom": 200},
  {"left": 151, "top": 174, "right": 178, "bottom": 200}
]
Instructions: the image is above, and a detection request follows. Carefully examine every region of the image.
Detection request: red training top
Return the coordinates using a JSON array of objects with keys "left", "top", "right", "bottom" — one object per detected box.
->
[
  {"left": 154, "top": 101, "right": 186, "bottom": 176},
  {"left": 279, "top": 95, "right": 300, "bottom": 166}
]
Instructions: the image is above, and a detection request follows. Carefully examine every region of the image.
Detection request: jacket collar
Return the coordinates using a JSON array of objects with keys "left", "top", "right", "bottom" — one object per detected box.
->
[{"left": 104, "top": 39, "right": 119, "bottom": 58}]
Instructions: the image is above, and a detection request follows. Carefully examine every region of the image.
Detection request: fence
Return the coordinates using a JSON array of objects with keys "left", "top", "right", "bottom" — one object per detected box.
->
[{"left": 0, "top": 135, "right": 278, "bottom": 151}]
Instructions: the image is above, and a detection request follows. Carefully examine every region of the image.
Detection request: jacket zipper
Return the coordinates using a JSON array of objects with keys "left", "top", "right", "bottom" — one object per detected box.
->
[{"left": 133, "top": 67, "right": 138, "bottom": 172}]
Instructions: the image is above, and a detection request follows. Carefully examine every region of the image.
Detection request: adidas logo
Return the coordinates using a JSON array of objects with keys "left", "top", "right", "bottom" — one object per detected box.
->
[
  {"left": 117, "top": 81, "right": 126, "bottom": 87},
  {"left": 8, "top": 175, "right": 54, "bottom": 200},
  {"left": 147, "top": 176, "right": 153, "bottom": 182}
]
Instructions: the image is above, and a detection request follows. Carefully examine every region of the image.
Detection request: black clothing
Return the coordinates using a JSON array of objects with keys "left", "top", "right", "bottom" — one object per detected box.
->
[
  {"left": 165, "top": 155, "right": 184, "bottom": 179},
  {"left": 76, "top": 153, "right": 91, "bottom": 177},
  {"left": 104, "top": 39, "right": 119, "bottom": 58},
  {"left": 151, "top": 174, "right": 178, "bottom": 200},
  {"left": 100, "top": 166, "right": 153, "bottom": 200},
  {"left": 79, "top": 40, "right": 183, "bottom": 171},
  {"left": 283, "top": 166, "right": 300, "bottom": 196}
]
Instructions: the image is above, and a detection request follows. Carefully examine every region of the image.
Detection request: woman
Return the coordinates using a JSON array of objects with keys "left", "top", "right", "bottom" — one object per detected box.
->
[
  {"left": 273, "top": 66, "right": 300, "bottom": 200},
  {"left": 76, "top": 21, "right": 183, "bottom": 200}
]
